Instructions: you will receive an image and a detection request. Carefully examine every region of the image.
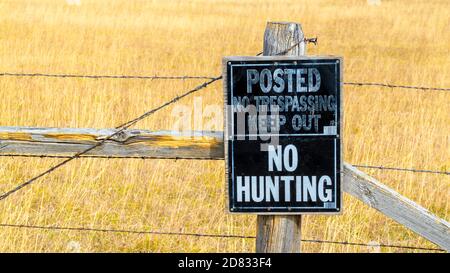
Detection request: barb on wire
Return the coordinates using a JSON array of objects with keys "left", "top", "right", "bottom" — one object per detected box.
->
[
  {"left": 0, "top": 223, "right": 443, "bottom": 252},
  {"left": 0, "top": 72, "right": 215, "bottom": 81},
  {"left": 352, "top": 164, "right": 450, "bottom": 176},
  {"left": 345, "top": 82, "right": 450, "bottom": 92},
  {"left": 0, "top": 76, "right": 222, "bottom": 201}
]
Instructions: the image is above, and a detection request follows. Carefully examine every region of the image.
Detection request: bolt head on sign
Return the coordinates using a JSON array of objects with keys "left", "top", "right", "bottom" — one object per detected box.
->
[{"left": 223, "top": 56, "right": 343, "bottom": 214}]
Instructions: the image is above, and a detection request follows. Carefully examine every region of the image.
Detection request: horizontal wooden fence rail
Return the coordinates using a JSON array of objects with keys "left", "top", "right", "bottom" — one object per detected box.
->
[
  {"left": 0, "top": 127, "right": 223, "bottom": 159},
  {"left": 343, "top": 164, "right": 450, "bottom": 251},
  {"left": 0, "top": 126, "right": 449, "bottom": 251}
]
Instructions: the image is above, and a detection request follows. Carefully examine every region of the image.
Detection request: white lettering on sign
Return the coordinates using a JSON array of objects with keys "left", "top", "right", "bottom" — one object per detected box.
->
[
  {"left": 235, "top": 175, "right": 333, "bottom": 203},
  {"left": 235, "top": 144, "right": 333, "bottom": 203},
  {"left": 226, "top": 58, "right": 342, "bottom": 213},
  {"left": 246, "top": 68, "right": 321, "bottom": 94},
  {"left": 267, "top": 145, "right": 298, "bottom": 172}
]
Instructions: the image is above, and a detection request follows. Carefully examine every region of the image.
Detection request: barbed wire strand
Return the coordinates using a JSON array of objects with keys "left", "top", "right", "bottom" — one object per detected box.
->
[
  {"left": 0, "top": 223, "right": 443, "bottom": 252},
  {"left": 2, "top": 73, "right": 448, "bottom": 92},
  {"left": 353, "top": 165, "right": 449, "bottom": 176},
  {"left": 0, "top": 75, "right": 222, "bottom": 201},
  {"left": 0, "top": 72, "right": 215, "bottom": 80},
  {"left": 0, "top": 39, "right": 310, "bottom": 81},
  {"left": 0, "top": 154, "right": 447, "bottom": 176},
  {"left": 1, "top": 36, "right": 448, "bottom": 94},
  {"left": 344, "top": 82, "right": 450, "bottom": 92}
]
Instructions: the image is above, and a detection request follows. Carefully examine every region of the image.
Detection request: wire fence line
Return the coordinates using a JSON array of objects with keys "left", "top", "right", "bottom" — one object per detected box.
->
[
  {"left": 0, "top": 43, "right": 447, "bottom": 253},
  {"left": 0, "top": 44, "right": 305, "bottom": 202},
  {"left": 2, "top": 71, "right": 450, "bottom": 92},
  {"left": 0, "top": 75, "right": 222, "bottom": 201},
  {"left": 344, "top": 82, "right": 450, "bottom": 92},
  {"left": 353, "top": 165, "right": 450, "bottom": 176},
  {"left": 0, "top": 223, "right": 444, "bottom": 252},
  {"left": 0, "top": 72, "right": 216, "bottom": 81},
  {"left": 0, "top": 154, "right": 448, "bottom": 176}
]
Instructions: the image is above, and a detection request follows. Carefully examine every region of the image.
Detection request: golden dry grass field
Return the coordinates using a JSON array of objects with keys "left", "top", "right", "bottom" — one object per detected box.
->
[{"left": 0, "top": 0, "right": 449, "bottom": 252}]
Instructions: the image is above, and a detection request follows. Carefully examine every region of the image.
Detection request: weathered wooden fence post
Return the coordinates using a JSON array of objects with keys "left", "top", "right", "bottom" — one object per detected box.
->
[{"left": 255, "top": 22, "right": 306, "bottom": 253}]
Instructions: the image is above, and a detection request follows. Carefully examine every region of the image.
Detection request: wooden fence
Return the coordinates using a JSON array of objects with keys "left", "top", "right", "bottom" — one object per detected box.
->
[
  {"left": 0, "top": 126, "right": 448, "bottom": 251},
  {"left": 0, "top": 21, "right": 448, "bottom": 252}
]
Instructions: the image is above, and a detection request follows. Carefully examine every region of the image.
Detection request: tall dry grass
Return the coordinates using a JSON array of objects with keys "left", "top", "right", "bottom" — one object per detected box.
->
[{"left": 0, "top": 0, "right": 448, "bottom": 252}]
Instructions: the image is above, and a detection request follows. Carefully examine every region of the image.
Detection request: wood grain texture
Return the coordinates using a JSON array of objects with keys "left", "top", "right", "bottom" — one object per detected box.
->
[
  {"left": 256, "top": 21, "right": 306, "bottom": 253},
  {"left": 0, "top": 126, "right": 223, "bottom": 159},
  {"left": 256, "top": 215, "right": 302, "bottom": 253},
  {"left": 263, "top": 22, "right": 306, "bottom": 56},
  {"left": 343, "top": 163, "right": 450, "bottom": 251}
]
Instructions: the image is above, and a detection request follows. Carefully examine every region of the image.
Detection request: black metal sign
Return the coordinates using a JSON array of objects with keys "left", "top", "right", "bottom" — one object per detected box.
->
[{"left": 224, "top": 56, "right": 342, "bottom": 214}]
